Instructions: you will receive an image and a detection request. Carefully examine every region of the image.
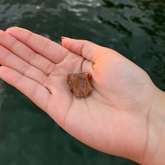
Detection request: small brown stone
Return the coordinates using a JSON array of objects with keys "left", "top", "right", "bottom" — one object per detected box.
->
[{"left": 67, "top": 72, "right": 93, "bottom": 98}]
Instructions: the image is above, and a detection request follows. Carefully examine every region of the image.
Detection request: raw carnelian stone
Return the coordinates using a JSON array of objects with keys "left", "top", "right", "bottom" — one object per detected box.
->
[{"left": 67, "top": 72, "right": 93, "bottom": 98}]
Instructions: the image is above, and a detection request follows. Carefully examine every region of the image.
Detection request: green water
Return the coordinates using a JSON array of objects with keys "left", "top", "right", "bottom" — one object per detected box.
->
[{"left": 0, "top": 0, "right": 165, "bottom": 164}]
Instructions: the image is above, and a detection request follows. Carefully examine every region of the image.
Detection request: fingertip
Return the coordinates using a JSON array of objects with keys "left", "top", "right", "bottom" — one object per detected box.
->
[
  {"left": 61, "top": 36, "right": 73, "bottom": 47},
  {"left": 5, "top": 27, "right": 27, "bottom": 36},
  {"left": 5, "top": 27, "right": 16, "bottom": 33},
  {"left": 61, "top": 36, "right": 72, "bottom": 48},
  {"left": 61, "top": 36, "right": 71, "bottom": 40},
  {"left": 0, "top": 29, "right": 4, "bottom": 33}
]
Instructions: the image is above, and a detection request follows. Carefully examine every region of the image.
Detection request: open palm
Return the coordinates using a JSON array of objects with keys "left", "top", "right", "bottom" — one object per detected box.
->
[{"left": 0, "top": 27, "right": 157, "bottom": 163}]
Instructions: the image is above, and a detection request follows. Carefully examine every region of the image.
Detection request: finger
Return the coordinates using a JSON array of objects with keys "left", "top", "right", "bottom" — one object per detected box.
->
[
  {"left": 62, "top": 38, "right": 105, "bottom": 63},
  {"left": 0, "top": 66, "right": 50, "bottom": 111},
  {"left": 5, "top": 27, "right": 70, "bottom": 64},
  {"left": 0, "top": 45, "right": 47, "bottom": 87},
  {"left": 0, "top": 30, "right": 55, "bottom": 75}
]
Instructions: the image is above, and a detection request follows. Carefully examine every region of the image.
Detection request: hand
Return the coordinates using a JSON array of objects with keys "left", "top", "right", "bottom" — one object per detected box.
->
[{"left": 0, "top": 27, "right": 164, "bottom": 165}]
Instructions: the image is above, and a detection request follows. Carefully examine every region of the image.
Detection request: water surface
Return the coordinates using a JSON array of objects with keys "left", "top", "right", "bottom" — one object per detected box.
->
[{"left": 0, "top": 0, "right": 165, "bottom": 164}]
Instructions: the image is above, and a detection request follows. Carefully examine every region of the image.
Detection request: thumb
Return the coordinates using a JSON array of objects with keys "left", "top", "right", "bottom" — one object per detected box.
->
[{"left": 61, "top": 37, "right": 104, "bottom": 63}]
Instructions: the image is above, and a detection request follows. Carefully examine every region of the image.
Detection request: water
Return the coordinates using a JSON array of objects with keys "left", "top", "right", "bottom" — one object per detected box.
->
[{"left": 0, "top": 0, "right": 165, "bottom": 164}]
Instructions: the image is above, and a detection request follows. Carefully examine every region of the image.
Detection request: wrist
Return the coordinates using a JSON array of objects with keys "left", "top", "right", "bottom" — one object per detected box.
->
[{"left": 142, "top": 87, "right": 165, "bottom": 165}]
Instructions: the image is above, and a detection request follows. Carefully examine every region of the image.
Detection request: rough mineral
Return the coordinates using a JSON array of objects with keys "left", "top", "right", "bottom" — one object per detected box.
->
[{"left": 67, "top": 72, "right": 93, "bottom": 98}]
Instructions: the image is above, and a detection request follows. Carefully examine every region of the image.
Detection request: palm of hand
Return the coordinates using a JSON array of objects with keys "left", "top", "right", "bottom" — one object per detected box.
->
[
  {"left": 0, "top": 27, "right": 156, "bottom": 162},
  {"left": 42, "top": 38, "right": 155, "bottom": 162}
]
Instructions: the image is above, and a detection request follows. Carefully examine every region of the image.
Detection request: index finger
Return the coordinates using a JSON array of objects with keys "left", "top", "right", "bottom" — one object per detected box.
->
[{"left": 5, "top": 27, "right": 70, "bottom": 64}]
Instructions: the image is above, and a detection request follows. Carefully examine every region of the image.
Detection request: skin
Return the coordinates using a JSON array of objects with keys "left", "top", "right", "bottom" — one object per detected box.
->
[{"left": 0, "top": 27, "right": 165, "bottom": 164}]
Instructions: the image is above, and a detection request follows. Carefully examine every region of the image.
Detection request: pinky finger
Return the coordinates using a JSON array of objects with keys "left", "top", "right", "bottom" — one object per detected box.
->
[{"left": 0, "top": 66, "right": 50, "bottom": 112}]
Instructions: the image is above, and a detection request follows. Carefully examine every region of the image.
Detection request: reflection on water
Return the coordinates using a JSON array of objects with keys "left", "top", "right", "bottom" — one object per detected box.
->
[{"left": 0, "top": 0, "right": 165, "bottom": 165}]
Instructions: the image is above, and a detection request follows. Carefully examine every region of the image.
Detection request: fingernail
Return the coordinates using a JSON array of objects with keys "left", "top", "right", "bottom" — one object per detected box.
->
[
  {"left": 61, "top": 36, "right": 71, "bottom": 40},
  {"left": 5, "top": 27, "right": 14, "bottom": 32},
  {"left": 5, "top": 28, "right": 10, "bottom": 32}
]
